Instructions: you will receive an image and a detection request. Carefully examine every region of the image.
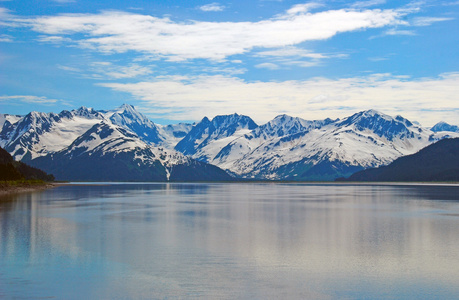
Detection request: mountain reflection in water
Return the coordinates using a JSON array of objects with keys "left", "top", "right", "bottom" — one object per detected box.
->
[{"left": 1, "top": 183, "right": 459, "bottom": 299}]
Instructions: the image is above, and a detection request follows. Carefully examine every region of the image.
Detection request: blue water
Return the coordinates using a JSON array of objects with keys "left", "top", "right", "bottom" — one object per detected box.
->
[{"left": 1, "top": 183, "right": 459, "bottom": 299}]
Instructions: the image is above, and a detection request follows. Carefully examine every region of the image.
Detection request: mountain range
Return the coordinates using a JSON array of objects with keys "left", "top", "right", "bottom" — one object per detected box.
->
[{"left": 1, "top": 104, "right": 458, "bottom": 181}]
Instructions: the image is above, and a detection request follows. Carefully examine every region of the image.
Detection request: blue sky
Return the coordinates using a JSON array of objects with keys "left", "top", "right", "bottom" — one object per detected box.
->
[{"left": 1, "top": 0, "right": 458, "bottom": 126}]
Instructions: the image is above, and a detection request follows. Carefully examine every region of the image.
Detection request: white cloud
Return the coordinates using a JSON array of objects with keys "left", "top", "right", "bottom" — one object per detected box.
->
[
  {"left": 368, "top": 56, "right": 388, "bottom": 61},
  {"left": 99, "top": 73, "right": 459, "bottom": 126},
  {"left": 255, "top": 63, "right": 280, "bottom": 70},
  {"left": 256, "top": 47, "right": 328, "bottom": 59},
  {"left": 351, "top": 0, "right": 386, "bottom": 8},
  {"left": 383, "top": 28, "right": 416, "bottom": 36},
  {"left": 88, "top": 62, "right": 153, "bottom": 79},
  {"left": 0, "top": 95, "right": 63, "bottom": 105},
  {"left": 255, "top": 46, "right": 347, "bottom": 68},
  {"left": 0, "top": 34, "right": 13, "bottom": 42},
  {"left": 14, "top": 5, "right": 407, "bottom": 61},
  {"left": 37, "top": 35, "right": 71, "bottom": 43},
  {"left": 0, "top": 7, "right": 12, "bottom": 19},
  {"left": 285, "top": 3, "right": 322, "bottom": 15},
  {"left": 57, "top": 64, "right": 81, "bottom": 72},
  {"left": 411, "top": 17, "right": 453, "bottom": 26},
  {"left": 199, "top": 3, "right": 225, "bottom": 12}
]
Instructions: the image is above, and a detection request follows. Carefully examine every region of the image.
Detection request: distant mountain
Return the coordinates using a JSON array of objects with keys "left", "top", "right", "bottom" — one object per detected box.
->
[
  {"left": 0, "top": 146, "right": 54, "bottom": 181},
  {"left": 1, "top": 107, "right": 103, "bottom": 161},
  {"left": 105, "top": 103, "right": 164, "bottom": 145},
  {"left": 430, "top": 121, "right": 459, "bottom": 133},
  {"left": 342, "top": 138, "right": 459, "bottom": 182},
  {"left": 2, "top": 104, "right": 458, "bottom": 181},
  {"left": 28, "top": 121, "right": 232, "bottom": 182},
  {"left": 175, "top": 113, "right": 258, "bottom": 160},
  {"left": 175, "top": 109, "right": 458, "bottom": 180}
]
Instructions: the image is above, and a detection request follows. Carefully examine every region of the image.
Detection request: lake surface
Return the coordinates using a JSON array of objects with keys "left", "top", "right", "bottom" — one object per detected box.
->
[{"left": 1, "top": 183, "right": 459, "bottom": 299}]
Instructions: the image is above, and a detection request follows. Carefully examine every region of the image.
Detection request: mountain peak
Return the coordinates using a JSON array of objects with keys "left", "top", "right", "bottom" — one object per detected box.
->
[
  {"left": 338, "top": 109, "right": 414, "bottom": 141},
  {"left": 431, "top": 121, "right": 459, "bottom": 133},
  {"left": 73, "top": 106, "right": 101, "bottom": 118},
  {"left": 118, "top": 103, "right": 136, "bottom": 112},
  {"left": 108, "top": 104, "right": 163, "bottom": 145},
  {"left": 211, "top": 113, "right": 258, "bottom": 130}
]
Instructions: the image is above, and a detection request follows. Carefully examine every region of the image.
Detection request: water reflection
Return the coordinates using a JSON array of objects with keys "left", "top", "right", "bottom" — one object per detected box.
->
[{"left": 1, "top": 183, "right": 459, "bottom": 299}]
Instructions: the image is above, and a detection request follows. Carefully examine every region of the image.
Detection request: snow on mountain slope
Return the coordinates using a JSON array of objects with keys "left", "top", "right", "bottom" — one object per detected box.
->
[
  {"left": 0, "top": 114, "right": 22, "bottom": 129},
  {"left": 243, "top": 111, "right": 458, "bottom": 180},
  {"left": 175, "top": 113, "right": 258, "bottom": 161},
  {"left": 3, "top": 104, "right": 458, "bottom": 181},
  {"left": 103, "top": 104, "right": 193, "bottom": 148},
  {"left": 28, "top": 120, "right": 232, "bottom": 181},
  {"left": 175, "top": 110, "right": 459, "bottom": 180},
  {"left": 253, "top": 114, "right": 335, "bottom": 138},
  {"left": 1, "top": 107, "right": 103, "bottom": 161},
  {"left": 0, "top": 114, "right": 22, "bottom": 148},
  {"left": 156, "top": 123, "right": 193, "bottom": 148},
  {"left": 65, "top": 120, "right": 192, "bottom": 170},
  {"left": 104, "top": 104, "right": 164, "bottom": 145}
]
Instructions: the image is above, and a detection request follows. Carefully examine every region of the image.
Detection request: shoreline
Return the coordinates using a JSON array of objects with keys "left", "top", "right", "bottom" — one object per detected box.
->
[{"left": 0, "top": 182, "right": 57, "bottom": 197}]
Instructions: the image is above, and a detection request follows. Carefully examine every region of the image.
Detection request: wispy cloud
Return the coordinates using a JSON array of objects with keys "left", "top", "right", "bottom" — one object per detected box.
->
[
  {"left": 255, "top": 63, "right": 280, "bottom": 70},
  {"left": 255, "top": 46, "right": 347, "bottom": 68},
  {"left": 199, "top": 3, "right": 225, "bottom": 12},
  {"left": 57, "top": 61, "right": 153, "bottom": 79},
  {"left": 10, "top": 5, "right": 407, "bottom": 61},
  {"left": 90, "top": 62, "right": 153, "bottom": 79},
  {"left": 411, "top": 17, "right": 453, "bottom": 26},
  {"left": 57, "top": 64, "right": 81, "bottom": 72},
  {"left": 99, "top": 73, "right": 459, "bottom": 126},
  {"left": 284, "top": 3, "right": 323, "bottom": 15},
  {"left": 383, "top": 28, "right": 416, "bottom": 36},
  {"left": 0, "top": 34, "right": 13, "bottom": 42},
  {"left": 256, "top": 47, "right": 328, "bottom": 59},
  {"left": 0, "top": 95, "right": 69, "bottom": 105},
  {"left": 37, "top": 35, "right": 71, "bottom": 43},
  {"left": 351, "top": 0, "right": 386, "bottom": 8}
]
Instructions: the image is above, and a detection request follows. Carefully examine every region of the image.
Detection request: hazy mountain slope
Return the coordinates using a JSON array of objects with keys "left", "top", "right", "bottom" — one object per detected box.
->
[
  {"left": 157, "top": 123, "right": 193, "bottom": 148},
  {"left": 430, "top": 121, "right": 459, "bottom": 133},
  {"left": 343, "top": 138, "right": 459, "bottom": 182}
]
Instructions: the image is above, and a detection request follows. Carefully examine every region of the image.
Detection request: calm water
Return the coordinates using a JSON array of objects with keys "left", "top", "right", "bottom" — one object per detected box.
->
[{"left": 1, "top": 183, "right": 459, "bottom": 299}]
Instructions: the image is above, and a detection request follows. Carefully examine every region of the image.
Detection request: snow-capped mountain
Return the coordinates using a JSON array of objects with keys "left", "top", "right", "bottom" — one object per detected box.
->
[
  {"left": 252, "top": 114, "right": 335, "bottom": 139},
  {"left": 0, "top": 104, "right": 192, "bottom": 162},
  {"left": 430, "top": 121, "right": 459, "bottom": 133},
  {"left": 28, "top": 120, "right": 232, "bottom": 181},
  {"left": 1, "top": 107, "right": 103, "bottom": 161},
  {"left": 2, "top": 104, "right": 458, "bottom": 181},
  {"left": 175, "top": 113, "right": 257, "bottom": 162},
  {"left": 175, "top": 109, "right": 458, "bottom": 180},
  {"left": 102, "top": 104, "right": 192, "bottom": 148},
  {"left": 104, "top": 103, "right": 163, "bottom": 145},
  {"left": 0, "top": 114, "right": 22, "bottom": 130}
]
